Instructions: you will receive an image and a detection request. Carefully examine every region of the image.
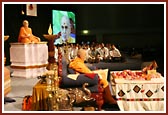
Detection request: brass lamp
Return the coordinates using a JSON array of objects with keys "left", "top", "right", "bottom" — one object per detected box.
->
[
  {"left": 46, "top": 63, "right": 61, "bottom": 111},
  {"left": 43, "top": 24, "right": 60, "bottom": 70}
]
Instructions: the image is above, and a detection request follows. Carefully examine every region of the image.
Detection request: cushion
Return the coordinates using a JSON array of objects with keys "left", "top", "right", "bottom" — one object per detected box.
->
[
  {"left": 92, "top": 69, "right": 108, "bottom": 80},
  {"left": 59, "top": 56, "right": 100, "bottom": 93},
  {"left": 87, "top": 84, "right": 99, "bottom": 93},
  {"left": 61, "top": 74, "right": 99, "bottom": 88},
  {"left": 68, "top": 68, "right": 76, "bottom": 74},
  {"left": 88, "top": 65, "right": 97, "bottom": 71}
]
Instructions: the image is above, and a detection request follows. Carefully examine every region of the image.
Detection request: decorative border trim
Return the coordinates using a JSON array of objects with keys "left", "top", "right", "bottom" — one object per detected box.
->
[
  {"left": 117, "top": 98, "right": 164, "bottom": 101},
  {"left": 11, "top": 64, "right": 48, "bottom": 69}
]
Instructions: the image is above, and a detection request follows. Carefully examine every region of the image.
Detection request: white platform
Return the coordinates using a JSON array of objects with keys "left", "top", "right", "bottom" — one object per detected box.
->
[{"left": 10, "top": 42, "right": 48, "bottom": 78}]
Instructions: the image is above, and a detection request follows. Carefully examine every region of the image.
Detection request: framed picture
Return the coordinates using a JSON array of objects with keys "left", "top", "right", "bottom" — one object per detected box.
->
[{"left": 26, "top": 4, "right": 37, "bottom": 16}]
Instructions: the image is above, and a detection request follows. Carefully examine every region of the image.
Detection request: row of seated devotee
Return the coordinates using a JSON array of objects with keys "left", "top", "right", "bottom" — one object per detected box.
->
[{"left": 54, "top": 42, "right": 126, "bottom": 64}]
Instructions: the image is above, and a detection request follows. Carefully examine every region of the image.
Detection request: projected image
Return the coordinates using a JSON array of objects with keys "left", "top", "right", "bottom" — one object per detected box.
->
[{"left": 52, "top": 10, "right": 76, "bottom": 45}]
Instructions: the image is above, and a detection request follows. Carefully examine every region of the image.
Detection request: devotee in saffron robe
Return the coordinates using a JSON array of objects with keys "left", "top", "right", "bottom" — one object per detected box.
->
[
  {"left": 69, "top": 48, "right": 117, "bottom": 105},
  {"left": 18, "top": 20, "right": 40, "bottom": 43}
]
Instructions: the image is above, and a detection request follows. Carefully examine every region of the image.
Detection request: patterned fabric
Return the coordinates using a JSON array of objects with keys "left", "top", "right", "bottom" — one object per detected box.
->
[
  {"left": 118, "top": 90, "right": 125, "bottom": 97},
  {"left": 161, "top": 86, "right": 164, "bottom": 91},
  {"left": 115, "top": 78, "right": 164, "bottom": 111},
  {"left": 133, "top": 85, "right": 141, "bottom": 93},
  {"left": 146, "top": 90, "right": 153, "bottom": 97}
]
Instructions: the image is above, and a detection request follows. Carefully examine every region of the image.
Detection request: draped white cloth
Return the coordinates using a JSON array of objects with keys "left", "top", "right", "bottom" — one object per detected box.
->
[{"left": 115, "top": 77, "right": 164, "bottom": 111}]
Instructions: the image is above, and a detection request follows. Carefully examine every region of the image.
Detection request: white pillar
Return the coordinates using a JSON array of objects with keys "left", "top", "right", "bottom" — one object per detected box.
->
[{"left": 10, "top": 42, "right": 48, "bottom": 78}]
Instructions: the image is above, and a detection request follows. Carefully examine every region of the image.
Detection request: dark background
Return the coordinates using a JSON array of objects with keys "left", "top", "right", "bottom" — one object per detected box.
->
[{"left": 4, "top": 4, "right": 164, "bottom": 66}]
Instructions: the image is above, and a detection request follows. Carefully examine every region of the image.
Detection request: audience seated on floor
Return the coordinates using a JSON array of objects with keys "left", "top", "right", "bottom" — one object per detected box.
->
[
  {"left": 87, "top": 45, "right": 101, "bottom": 63},
  {"left": 108, "top": 44, "right": 126, "bottom": 62},
  {"left": 96, "top": 43, "right": 109, "bottom": 61},
  {"left": 56, "top": 42, "right": 128, "bottom": 64}
]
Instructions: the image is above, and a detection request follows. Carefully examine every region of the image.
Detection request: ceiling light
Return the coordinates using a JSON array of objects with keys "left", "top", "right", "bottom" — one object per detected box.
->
[{"left": 83, "top": 30, "right": 89, "bottom": 34}]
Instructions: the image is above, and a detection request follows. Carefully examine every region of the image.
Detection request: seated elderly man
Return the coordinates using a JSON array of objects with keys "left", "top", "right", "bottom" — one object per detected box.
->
[
  {"left": 18, "top": 20, "right": 40, "bottom": 43},
  {"left": 69, "top": 48, "right": 117, "bottom": 105}
]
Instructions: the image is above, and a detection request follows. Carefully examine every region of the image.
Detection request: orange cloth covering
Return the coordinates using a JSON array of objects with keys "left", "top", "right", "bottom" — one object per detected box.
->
[
  {"left": 18, "top": 27, "right": 38, "bottom": 43},
  {"left": 69, "top": 57, "right": 92, "bottom": 74},
  {"left": 69, "top": 57, "right": 108, "bottom": 88}
]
